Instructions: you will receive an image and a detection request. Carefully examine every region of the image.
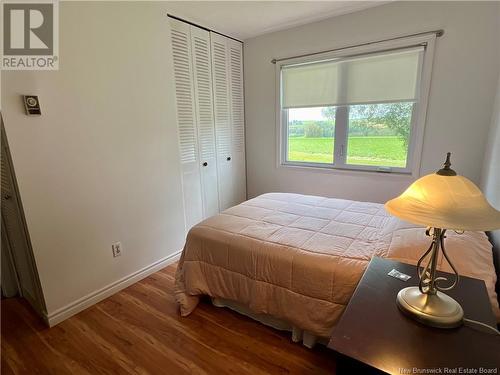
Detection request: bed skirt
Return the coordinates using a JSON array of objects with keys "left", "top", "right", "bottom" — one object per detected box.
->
[{"left": 211, "top": 297, "right": 328, "bottom": 348}]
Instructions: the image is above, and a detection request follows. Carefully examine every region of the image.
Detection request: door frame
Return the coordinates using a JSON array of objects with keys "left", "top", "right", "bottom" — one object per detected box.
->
[{"left": 1, "top": 113, "right": 47, "bottom": 319}]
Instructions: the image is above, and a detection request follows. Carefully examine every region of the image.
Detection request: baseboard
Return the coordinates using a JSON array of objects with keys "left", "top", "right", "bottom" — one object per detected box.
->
[{"left": 45, "top": 250, "right": 182, "bottom": 327}]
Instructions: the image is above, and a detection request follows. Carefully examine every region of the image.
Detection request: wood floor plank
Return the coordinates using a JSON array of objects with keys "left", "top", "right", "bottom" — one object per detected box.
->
[
  {"left": 122, "top": 288, "right": 289, "bottom": 374},
  {"left": 146, "top": 266, "right": 335, "bottom": 370},
  {"left": 1, "top": 262, "right": 336, "bottom": 374},
  {"left": 92, "top": 306, "right": 207, "bottom": 374},
  {"left": 103, "top": 293, "right": 258, "bottom": 375},
  {"left": 138, "top": 275, "right": 333, "bottom": 374},
  {"left": 0, "top": 352, "right": 16, "bottom": 375},
  {"left": 1, "top": 299, "right": 79, "bottom": 375}
]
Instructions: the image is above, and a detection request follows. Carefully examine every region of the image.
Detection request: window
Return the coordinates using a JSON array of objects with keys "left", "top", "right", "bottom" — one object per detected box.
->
[
  {"left": 287, "top": 107, "right": 335, "bottom": 164},
  {"left": 277, "top": 35, "right": 435, "bottom": 174}
]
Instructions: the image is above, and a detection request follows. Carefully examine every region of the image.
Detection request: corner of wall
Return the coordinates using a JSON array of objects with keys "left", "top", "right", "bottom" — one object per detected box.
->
[{"left": 481, "top": 61, "right": 500, "bottom": 300}]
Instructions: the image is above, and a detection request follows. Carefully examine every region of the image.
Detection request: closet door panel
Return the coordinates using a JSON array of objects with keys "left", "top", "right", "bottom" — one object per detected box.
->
[
  {"left": 1, "top": 144, "right": 35, "bottom": 302},
  {"left": 170, "top": 19, "right": 203, "bottom": 231},
  {"left": 191, "top": 26, "right": 219, "bottom": 218},
  {"left": 211, "top": 33, "right": 234, "bottom": 211},
  {"left": 227, "top": 39, "right": 246, "bottom": 205}
]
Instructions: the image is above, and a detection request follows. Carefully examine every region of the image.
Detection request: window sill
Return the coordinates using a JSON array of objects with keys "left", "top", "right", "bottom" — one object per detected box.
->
[{"left": 279, "top": 161, "right": 416, "bottom": 178}]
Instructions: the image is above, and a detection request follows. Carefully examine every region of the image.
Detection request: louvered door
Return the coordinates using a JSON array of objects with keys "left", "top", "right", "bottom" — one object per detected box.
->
[
  {"left": 170, "top": 19, "right": 203, "bottom": 231},
  {"left": 211, "top": 33, "right": 246, "bottom": 210},
  {"left": 171, "top": 18, "right": 246, "bottom": 224},
  {"left": 227, "top": 38, "right": 246, "bottom": 205},
  {"left": 190, "top": 26, "right": 219, "bottom": 218},
  {"left": 1, "top": 123, "right": 42, "bottom": 311},
  {"left": 211, "top": 33, "right": 234, "bottom": 211}
]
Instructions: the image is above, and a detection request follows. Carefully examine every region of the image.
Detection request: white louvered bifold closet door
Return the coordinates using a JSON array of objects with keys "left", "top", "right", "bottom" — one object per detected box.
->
[
  {"left": 170, "top": 19, "right": 204, "bottom": 231},
  {"left": 210, "top": 32, "right": 234, "bottom": 211},
  {"left": 191, "top": 26, "right": 219, "bottom": 218},
  {"left": 227, "top": 38, "right": 246, "bottom": 205},
  {"left": 171, "top": 18, "right": 246, "bottom": 228}
]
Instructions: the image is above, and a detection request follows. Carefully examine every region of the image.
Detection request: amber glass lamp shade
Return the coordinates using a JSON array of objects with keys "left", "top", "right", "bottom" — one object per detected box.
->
[{"left": 385, "top": 173, "right": 500, "bottom": 231}]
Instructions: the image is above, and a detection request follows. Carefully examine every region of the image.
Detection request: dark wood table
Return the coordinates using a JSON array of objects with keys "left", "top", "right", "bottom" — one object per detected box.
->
[{"left": 328, "top": 257, "right": 500, "bottom": 374}]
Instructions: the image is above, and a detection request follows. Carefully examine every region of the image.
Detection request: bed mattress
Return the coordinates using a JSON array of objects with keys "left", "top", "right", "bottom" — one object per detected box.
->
[{"left": 175, "top": 193, "right": 499, "bottom": 337}]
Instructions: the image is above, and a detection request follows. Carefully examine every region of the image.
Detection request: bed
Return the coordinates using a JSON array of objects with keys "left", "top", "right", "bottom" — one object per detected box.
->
[{"left": 174, "top": 193, "right": 499, "bottom": 344}]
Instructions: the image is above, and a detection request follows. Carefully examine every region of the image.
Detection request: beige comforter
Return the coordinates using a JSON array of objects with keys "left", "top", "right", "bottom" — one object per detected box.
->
[{"left": 175, "top": 193, "right": 499, "bottom": 337}]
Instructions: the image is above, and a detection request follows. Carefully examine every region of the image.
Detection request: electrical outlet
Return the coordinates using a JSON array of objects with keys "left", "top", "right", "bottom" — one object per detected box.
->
[{"left": 112, "top": 242, "right": 122, "bottom": 257}]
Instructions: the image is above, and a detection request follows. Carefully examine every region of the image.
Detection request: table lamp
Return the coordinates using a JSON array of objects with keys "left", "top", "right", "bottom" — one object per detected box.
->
[{"left": 385, "top": 153, "right": 500, "bottom": 328}]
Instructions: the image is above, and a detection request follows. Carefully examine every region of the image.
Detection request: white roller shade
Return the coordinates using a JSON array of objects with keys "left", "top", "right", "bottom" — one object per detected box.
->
[{"left": 281, "top": 46, "right": 424, "bottom": 109}]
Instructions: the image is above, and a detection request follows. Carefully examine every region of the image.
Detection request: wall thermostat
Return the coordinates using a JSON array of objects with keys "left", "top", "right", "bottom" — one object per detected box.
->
[{"left": 23, "top": 95, "right": 41, "bottom": 116}]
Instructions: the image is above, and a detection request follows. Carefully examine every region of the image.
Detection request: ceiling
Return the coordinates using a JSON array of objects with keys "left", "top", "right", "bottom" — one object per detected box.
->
[{"left": 165, "top": 1, "right": 387, "bottom": 40}]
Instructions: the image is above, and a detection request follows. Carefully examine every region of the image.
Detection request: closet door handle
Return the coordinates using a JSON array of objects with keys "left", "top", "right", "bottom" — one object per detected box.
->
[
  {"left": 202, "top": 162, "right": 208, "bottom": 167},
  {"left": 227, "top": 157, "right": 231, "bottom": 161}
]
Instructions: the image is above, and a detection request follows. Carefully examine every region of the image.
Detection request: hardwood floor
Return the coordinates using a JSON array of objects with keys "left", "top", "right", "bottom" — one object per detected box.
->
[{"left": 1, "top": 263, "right": 336, "bottom": 374}]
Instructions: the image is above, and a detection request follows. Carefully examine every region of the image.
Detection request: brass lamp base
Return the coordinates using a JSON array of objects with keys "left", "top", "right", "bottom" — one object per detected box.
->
[{"left": 396, "top": 287, "right": 464, "bottom": 328}]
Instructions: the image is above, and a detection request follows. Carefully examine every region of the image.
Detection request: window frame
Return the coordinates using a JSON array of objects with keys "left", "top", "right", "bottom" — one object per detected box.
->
[{"left": 275, "top": 34, "right": 436, "bottom": 176}]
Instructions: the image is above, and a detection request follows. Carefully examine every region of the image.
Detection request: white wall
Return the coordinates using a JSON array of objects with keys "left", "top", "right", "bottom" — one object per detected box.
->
[
  {"left": 1, "top": 2, "right": 186, "bottom": 321},
  {"left": 244, "top": 1, "right": 500, "bottom": 202}
]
